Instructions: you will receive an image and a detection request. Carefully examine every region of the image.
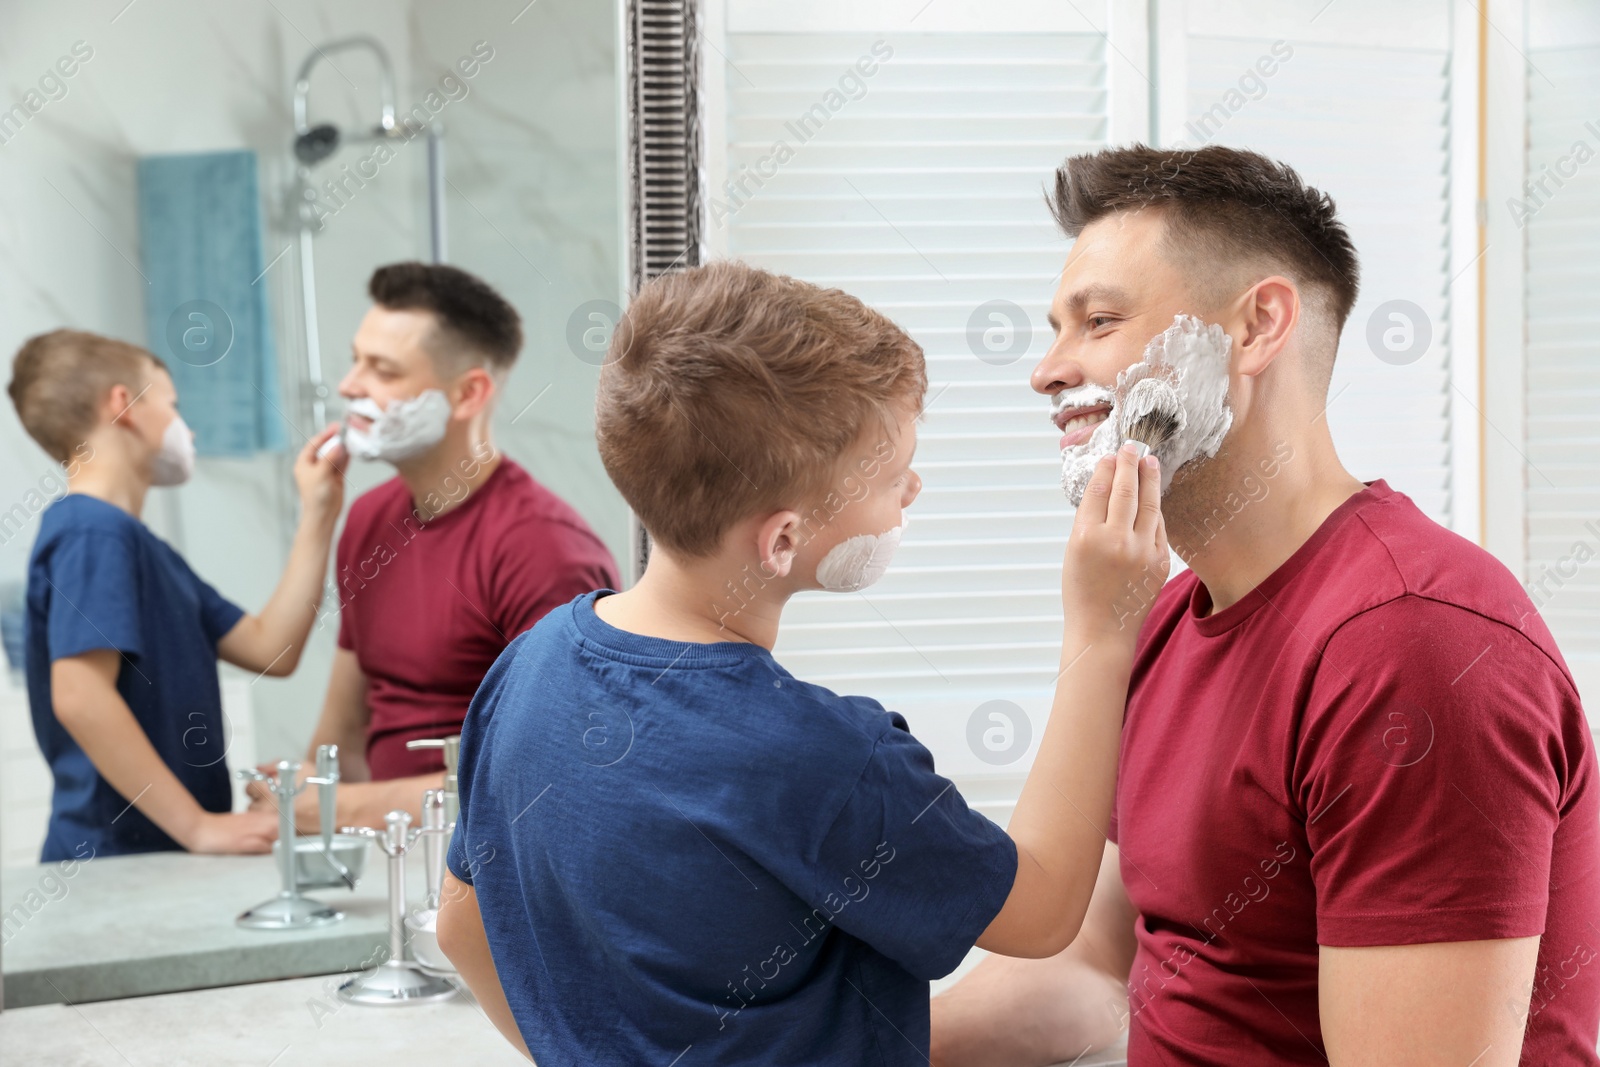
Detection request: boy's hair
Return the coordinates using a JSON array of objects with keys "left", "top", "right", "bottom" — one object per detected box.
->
[
  {"left": 1049, "top": 144, "right": 1360, "bottom": 387},
  {"left": 8, "top": 330, "right": 165, "bottom": 462},
  {"left": 597, "top": 261, "right": 926, "bottom": 558},
  {"left": 369, "top": 261, "right": 523, "bottom": 375}
]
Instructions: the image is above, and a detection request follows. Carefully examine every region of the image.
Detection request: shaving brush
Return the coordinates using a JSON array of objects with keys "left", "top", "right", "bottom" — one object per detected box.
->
[{"left": 1119, "top": 377, "right": 1184, "bottom": 460}]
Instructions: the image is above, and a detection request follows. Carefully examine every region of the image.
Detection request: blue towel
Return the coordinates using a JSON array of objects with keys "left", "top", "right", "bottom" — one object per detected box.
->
[{"left": 137, "top": 150, "right": 287, "bottom": 456}]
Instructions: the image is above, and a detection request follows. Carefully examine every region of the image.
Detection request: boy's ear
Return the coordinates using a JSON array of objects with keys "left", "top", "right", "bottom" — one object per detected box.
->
[
  {"left": 756, "top": 509, "right": 802, "bottom": 580},
  {"left": 103, "top": 383, "right": 135, "bottom": 425}
]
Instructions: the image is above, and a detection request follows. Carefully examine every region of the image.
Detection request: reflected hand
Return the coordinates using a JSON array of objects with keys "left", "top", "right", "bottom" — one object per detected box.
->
[
  {"left": 294, "top": 424, "right": 346, "bottom": 521},
  {"left": 245, "top": 769, "right": 324, "bottom": 835},
  {"left": 183, "top": 810, "right": 278, "bottom": 855}
]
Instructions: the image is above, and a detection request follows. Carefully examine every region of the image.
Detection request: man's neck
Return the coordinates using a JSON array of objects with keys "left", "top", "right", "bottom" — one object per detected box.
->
[
  {"left": 1164, "top": 428, "right": 1367, "bottom": 615},
  {"left": 394, "top": 431, "right": 502, "bottom": 521}
]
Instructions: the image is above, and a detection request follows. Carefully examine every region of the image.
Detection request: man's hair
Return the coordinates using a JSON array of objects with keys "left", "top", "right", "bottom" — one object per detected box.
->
[
  {"left": 8, "top": 330, "right": 165, "bottom": 462},
  {"left": 1049, "top": 144, "right": 1360, "bottom": 380},
  {"left": 368, "top": 261, "right": 523, "bottom": 374},
  {"left": 596, "top": 260, "right": 926, "bottom": 558}
]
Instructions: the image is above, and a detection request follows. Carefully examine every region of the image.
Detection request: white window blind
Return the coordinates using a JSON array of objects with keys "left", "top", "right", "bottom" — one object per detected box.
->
[
  {"left": 1183, "top": 3, "right": 1456, "bottom": 524},
  {"left": 710, "top": 2, "right": 1110, "bottom": 783},
  {"left": 1525, "top": 3, "right": 1600, "bottom": 709},
  {"left": 704, "top": 0, "right": 1466, "bottom": 793}
]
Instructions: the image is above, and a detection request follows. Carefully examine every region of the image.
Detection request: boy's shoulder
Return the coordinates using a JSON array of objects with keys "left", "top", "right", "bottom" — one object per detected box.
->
[
  {"left": 484, "top": 596, "right": 910, "bottom": 759},
  {"left": 35, "top": 494, "right": 145, "bottom": 553}
]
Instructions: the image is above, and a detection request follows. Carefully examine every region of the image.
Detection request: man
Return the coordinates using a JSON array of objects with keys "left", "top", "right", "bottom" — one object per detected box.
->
[
  {"left": 931, "top": 146, "right": 1600, "bottom": 1065},
  {"left": 249, "top": 262, "right": 618, "bottom": 829}
]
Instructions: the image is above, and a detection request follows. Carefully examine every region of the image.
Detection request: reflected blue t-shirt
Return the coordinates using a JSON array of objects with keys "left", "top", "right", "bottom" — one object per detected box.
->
[
  {"left": 25, "top": 494, "right": 244, "bottom": 861},
  {"left": 447, "top": 590, "right": 1017, "bottom": 1066}
]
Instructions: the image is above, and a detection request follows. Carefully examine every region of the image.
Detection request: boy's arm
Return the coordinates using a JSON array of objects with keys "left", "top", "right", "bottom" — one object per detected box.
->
[
  {"left": 52, "top": 649, "right": 277, "bottom": 853},
  {"left": 978, "top": 446, "right": 1163, "bottom": 958},
  {"left": 438, "top": 872, "right": 532, "bottom": 1061},
  {"left": 933, "top": 844, "right": 1136, "bottom": 1066},
  {"left": 217, "top": 427, "right": 343, "bottom": 677}
]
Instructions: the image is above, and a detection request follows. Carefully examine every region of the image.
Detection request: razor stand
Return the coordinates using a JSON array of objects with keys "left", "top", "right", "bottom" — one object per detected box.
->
[
  {"left": 236, "top": 760, "right": 344, "bottom": 930},
  {"left": 336, "top": 809, "right": 457, "bottom": 1005}
]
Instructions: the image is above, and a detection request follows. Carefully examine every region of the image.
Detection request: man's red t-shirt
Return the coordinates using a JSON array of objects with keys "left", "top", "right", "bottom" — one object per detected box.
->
[
  {"left": 335, "top": 457, "right": 618, "bottom": 779},
  {"left": 1109, "top": 480, "right": 1600, "bottom": 1064}
]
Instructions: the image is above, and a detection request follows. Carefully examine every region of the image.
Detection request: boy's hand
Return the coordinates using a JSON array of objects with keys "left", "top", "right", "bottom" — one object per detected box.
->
[
  {"left": 1062, "top": 443, "right": 1168, "bottom": 642},
  {"left": 295, "top": 424, "right": 346, "bottom": 522},
  {"left": 181, "top": 809, "right": 278, "bottom": 855}
]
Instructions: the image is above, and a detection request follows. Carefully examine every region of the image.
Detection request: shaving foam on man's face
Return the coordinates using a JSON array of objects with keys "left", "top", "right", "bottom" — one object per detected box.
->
[
  {"left": 1055, "top": 314, "right": 1235, "bottom": 506},
  {"left": 342, "top": 389, "right": 452, "bottom": 464}
]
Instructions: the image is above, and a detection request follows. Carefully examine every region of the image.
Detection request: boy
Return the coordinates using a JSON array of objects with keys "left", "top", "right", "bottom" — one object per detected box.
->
[
  {"left": 8, "top": 330, "right": 345, "bottom": 860},
  {"left": 437, "top": 262, "right": 1166, "bottom": 1064}
]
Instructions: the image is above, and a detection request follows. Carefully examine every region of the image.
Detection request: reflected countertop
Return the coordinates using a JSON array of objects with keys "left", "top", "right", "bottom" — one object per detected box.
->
[{"left": 1, "top": 848, "right": 405, "bottom": 1008}]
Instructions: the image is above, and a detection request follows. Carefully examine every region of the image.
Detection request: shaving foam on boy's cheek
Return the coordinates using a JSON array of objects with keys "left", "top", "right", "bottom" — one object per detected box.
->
[
  {"left": 1059, "top": 314, "right": 1234, "bottom": 505},
  {"left": 815, "top": 515, "right": 909, "bottom": 592}
]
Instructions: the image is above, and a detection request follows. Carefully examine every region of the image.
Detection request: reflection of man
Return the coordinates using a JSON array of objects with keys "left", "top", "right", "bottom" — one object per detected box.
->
[
  {"left": 249, "top": 263, "right": 617, "bottom": 830},
  {"left": 933, "top": 146, "right": 1600, "bottom": 1066}
]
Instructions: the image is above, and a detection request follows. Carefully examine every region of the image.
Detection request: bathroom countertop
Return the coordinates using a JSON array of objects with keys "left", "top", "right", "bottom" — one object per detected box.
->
[
  {"left": 1, "top": 848, "right": 413, "bottom": 1008},
  {"left": 0, "top": 973, "right": 526, "bottom": 1066},
  {"left": 0, "top": 972, "right": 1128, "bottom": 1066}
]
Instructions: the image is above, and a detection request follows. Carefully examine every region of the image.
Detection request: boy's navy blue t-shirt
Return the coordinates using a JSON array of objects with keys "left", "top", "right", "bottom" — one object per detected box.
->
[
  {"left": 25, "top": 494, "right": 244, "bottom": 861},
  {"left": 447, "top": 590, "right": 1017, "bottom": 1066}
]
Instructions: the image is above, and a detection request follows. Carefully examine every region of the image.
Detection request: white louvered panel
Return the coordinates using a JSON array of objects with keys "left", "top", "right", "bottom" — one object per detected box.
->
[
  {"left": 1525, "top": 32, "right": 1600, "bottom": 710},
  {"left": 1185, "top": 38, "right": 1455, "bottom": 524},
  {"left": 721, "top": 27, "right": 1106, "bottom": 774}
]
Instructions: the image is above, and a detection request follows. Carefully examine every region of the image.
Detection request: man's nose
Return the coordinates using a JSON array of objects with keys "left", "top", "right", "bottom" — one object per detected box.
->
[
  {"left": 336, "top": 364, "right": 361, "bottom": 399},
  {"left": 1029, "top": 350, "right": 1083, "bottom": 397}
]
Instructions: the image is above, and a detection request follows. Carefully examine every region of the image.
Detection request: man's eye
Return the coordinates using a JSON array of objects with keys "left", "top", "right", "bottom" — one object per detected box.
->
[{"left": 1088, "top": 316, "right": 1114, "bottom": 329}]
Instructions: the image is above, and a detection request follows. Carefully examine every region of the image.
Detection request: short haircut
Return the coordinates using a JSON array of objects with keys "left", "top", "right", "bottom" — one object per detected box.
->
[
  {"left": 8, "top": 330, "right": 165, "bottom": 462},
  {"left": 368, "top": 261, "right": 523, "bottom": 375},
  {"left": 1048, "top": 144, "right": 1360, "bottom": 380},
  {"left": 597, "top": 261, "right": 927, "bottom": 558}
]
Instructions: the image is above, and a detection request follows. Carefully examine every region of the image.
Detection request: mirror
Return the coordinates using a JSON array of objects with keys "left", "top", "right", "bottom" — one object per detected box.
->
[{"left": 0, "top": 0, "right": 627, "bottom": 1010}]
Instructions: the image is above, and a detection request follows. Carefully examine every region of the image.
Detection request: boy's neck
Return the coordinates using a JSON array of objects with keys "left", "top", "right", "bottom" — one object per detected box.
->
[
  {"left": 596, "top": 550, "right": 789, "bottom": 650},
  {"left": 68, "top": 445, "right": 150, "bottom": 518}
]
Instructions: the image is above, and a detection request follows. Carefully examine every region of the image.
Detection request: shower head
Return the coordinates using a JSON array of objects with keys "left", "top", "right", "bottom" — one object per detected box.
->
[
  {"left": 292, "top": 35, "right": 397, "bottom": 166},
  {"left": 294, "top": 124, "right": 341, "bottom": 166}
]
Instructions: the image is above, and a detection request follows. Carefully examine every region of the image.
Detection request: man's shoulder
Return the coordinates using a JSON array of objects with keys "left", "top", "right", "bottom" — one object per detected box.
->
[
  {"left": 1353, "top": 488, "right": 1529, "bottom": 620},
  {"left": 1346, "top": 487, "right": 1563, "bottom": 659},
  {"left": 482, "top": 460, "right": 614, "bottom": 561}
]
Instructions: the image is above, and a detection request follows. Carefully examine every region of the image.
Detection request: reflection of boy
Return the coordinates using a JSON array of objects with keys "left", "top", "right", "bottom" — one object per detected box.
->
[
  {"left": 9, "top": 331, "right": 343, "bottom": 860},
  {"left": 436, "top": 262, "right": 1167, "bottom": 1064},
  {"left": 256, "top": 263, "right": 617, "bottom": 832}
]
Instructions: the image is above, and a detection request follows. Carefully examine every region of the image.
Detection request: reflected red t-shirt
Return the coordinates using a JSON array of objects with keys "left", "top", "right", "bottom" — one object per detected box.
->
[
  {"left": 1109, "top": 480, "right": 1600, "bottom": 1065},
  {"left": 335, "top": 457, "right": 618, "bottom": 779}
]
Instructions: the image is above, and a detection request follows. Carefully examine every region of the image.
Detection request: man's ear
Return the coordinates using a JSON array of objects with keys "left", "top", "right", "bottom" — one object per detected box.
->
[
  {"left": 1234, "top": 275, "right": 1299, "bottom": 379},
  {"left": 756, "top": 509, "right": 802, "bottom": 580},
  {"left": 449, "top": 367, "right": 497, "bottom": 419}
]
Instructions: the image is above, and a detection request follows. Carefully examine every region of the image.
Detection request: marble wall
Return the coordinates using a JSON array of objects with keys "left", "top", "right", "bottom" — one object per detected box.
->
[{"left": 0, "top": 0, "right": 625, "bottom": 861}]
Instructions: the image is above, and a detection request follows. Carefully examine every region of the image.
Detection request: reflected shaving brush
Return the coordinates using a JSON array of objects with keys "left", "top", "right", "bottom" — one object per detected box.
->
[{"left": 1119, "top": 378, "right": 1183, "bottom": 460}]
